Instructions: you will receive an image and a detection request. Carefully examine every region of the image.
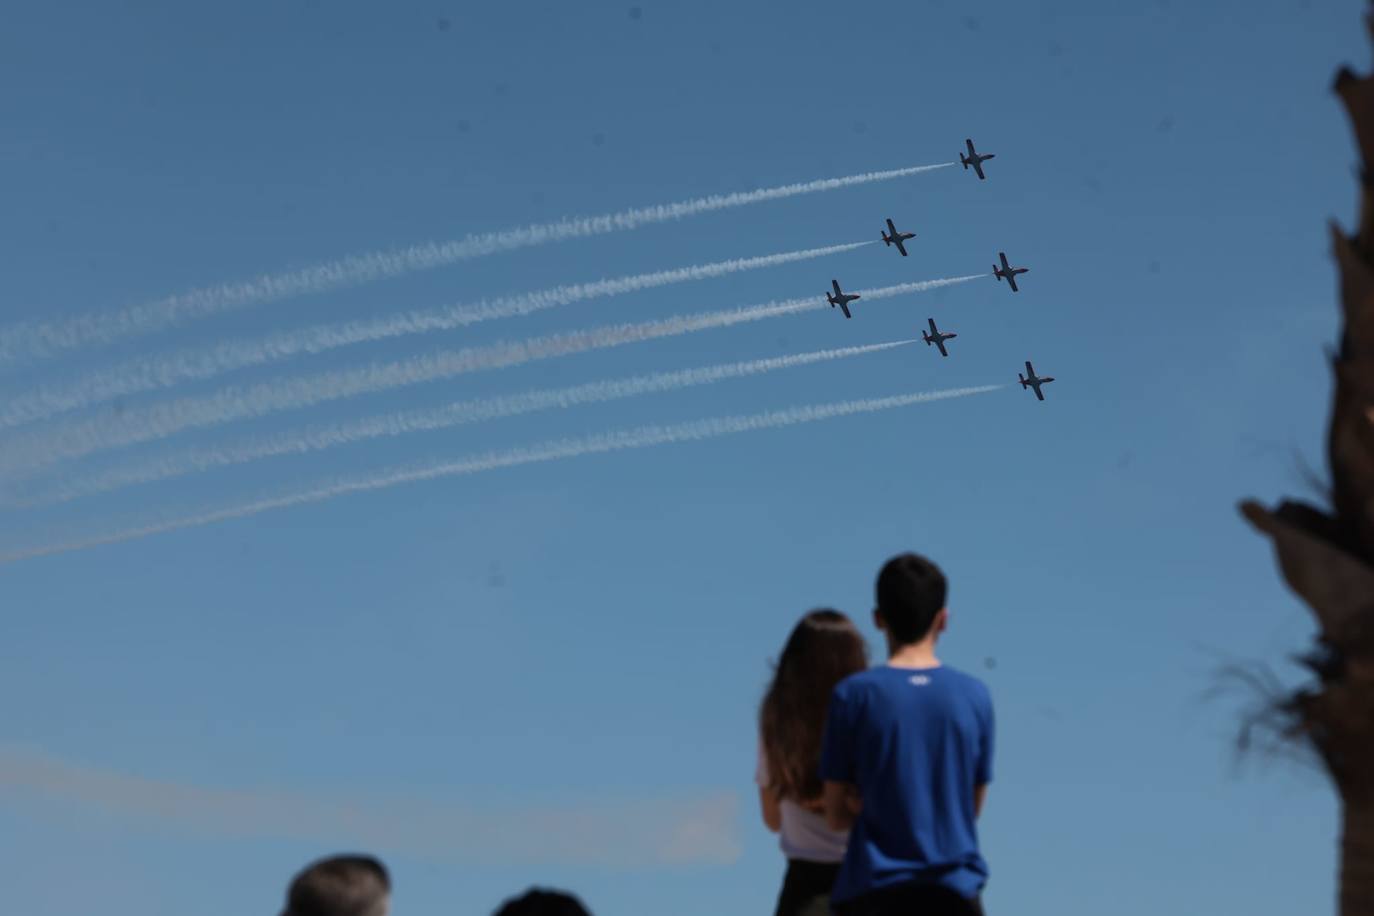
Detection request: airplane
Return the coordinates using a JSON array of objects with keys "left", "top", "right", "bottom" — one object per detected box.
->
[
  {"left": 960, "top": 138, "right": 995, "bottom": 180},
  {"left": 993, "top": 251, "right": 1029, "bottom": 292},
  {"left": 922, "top": 318, "right": 957, "bottom": 357},
  {"left": 1018, "top": 360, "right": 1055, "bottom": 400},
  {"left": 881, "top": 218, "right": 916, "bottom": 257},
  {"left": 826, "top": 279, "right": 860, "bottom": 318}
]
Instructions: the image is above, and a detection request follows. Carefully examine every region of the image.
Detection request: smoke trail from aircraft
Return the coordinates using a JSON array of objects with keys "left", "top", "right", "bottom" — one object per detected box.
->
[
  {"left": 0, "top": 241, "right": 873, "bottom": 430},
  {"left": 0, "top": 384, "right": 1003, "bottom": 564},
  {"left": 0, "top": 275, "right": 983, "bottom": 476},
  {"left": 14, "top": 340, "right": 916, "bottom": 506},
  {"left": 0, "top": 162, "right": 954, "bottom": 366}
]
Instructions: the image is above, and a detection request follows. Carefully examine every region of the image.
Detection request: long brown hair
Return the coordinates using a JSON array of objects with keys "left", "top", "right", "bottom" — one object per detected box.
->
[{"left": 759, "top": 609, "right": 868, "bottom": 802}]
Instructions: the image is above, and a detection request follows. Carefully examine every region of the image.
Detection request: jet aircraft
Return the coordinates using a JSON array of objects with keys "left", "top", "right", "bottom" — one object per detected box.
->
[
  {"left": 826, "top": 279, "right": 860, "bottom": 318},
  {"left": 960, "top": 138, "right": 995, "bottom": 180},
  {"left": 1018, "top": 360, "right": 1055, "bottom": 400},
  {"left": 922, "top": 318, "right": 957, "bottom": 357},
  {"left": 881, "top": 218, "right": 915, "bottom": 257},
  {"left": 993, "top": 251, "right": 1029, "bottom": 292}
]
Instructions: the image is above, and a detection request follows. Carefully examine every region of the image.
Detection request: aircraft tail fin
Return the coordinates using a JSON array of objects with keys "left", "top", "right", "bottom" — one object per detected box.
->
[{"left": 1018, "top": 374, "right": 1027, "bottom": 388}]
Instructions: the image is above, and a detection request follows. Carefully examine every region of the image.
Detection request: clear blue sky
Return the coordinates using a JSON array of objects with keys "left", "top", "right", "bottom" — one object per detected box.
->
[{"left": 0, "top": 1, "right": 1355, "bottom": 913}]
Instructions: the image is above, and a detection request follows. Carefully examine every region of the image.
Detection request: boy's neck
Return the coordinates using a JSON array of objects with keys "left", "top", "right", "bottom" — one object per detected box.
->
[{"left": 886, "top": 638, "right": 940, "bottom": 669}]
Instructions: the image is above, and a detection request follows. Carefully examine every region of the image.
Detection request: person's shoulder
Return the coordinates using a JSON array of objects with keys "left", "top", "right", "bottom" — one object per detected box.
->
[
  {"left": 939, "top": 666, "right": 993, "bottom": 701},
  {"left": 832, "top": 665, "right": 882, "bottom": 698}
]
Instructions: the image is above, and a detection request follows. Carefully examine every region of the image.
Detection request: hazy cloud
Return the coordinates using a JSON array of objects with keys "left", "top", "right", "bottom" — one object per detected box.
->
[{"left": 0, "top": 745, "right": 741, "bottom": 867}]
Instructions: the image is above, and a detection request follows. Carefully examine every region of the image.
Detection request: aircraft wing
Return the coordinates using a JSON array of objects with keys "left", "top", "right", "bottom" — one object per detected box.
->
[
  {"left": 1025, "top": 361, "right": 1035, "bottom": 375},
  {"left": 972, "top": 161, "right": 986, "bottom": 180},
  {"left": 894, "top": 238, "right": 908, "bottom": 256},
  {"left": 935, "top": 339, "right": 949, "bottom": 357},
  {"left": 840, "top": 301, "right": 851, "bottom": 319},
  {"left": 1034, "top": 386, "right": 1045, "bottom": 401},
  {"left": 1006, "top": 274, "right": 1018, "bottom": 292}
]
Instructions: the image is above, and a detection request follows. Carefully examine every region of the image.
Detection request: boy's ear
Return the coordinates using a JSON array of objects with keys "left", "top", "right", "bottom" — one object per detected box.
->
[
  {"left": 872, "top": 607, "right": 885, "bottom": 632},
  {"left": 935, "top": 607, "right": 949, "bottom": 634}
]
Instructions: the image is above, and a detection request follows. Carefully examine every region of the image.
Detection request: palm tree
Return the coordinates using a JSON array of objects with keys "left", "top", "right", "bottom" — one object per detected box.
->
[{"left": 1241, "top": 7, "right": 1374, "bottom": 915}]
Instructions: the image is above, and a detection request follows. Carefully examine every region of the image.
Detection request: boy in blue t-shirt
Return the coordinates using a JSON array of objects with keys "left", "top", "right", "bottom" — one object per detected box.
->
[{"left": 819, "top": 553, "right": 994, "bottom": 916}]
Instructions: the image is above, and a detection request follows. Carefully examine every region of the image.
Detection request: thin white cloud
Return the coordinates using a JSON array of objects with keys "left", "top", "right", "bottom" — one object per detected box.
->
[{"left": 0, "top": 745, "right": 740, "bottom": 867}]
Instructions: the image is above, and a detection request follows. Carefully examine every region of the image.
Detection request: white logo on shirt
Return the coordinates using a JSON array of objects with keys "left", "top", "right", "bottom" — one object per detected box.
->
[{"left": 909, "top": 675, "right": 931, "bottom": 686}]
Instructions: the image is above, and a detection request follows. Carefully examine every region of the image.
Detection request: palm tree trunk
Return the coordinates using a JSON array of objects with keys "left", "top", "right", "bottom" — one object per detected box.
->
[
  {"left": 1241, "top": 6, "right": 1374, "bottom": 916},
  {"left": 1342, "top": 798, "right": 1374, "bottom": 916}
]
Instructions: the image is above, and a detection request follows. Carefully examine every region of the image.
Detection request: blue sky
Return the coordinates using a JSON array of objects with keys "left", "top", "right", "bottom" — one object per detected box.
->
[{"left": 0, "top": 0, "right": 1355, "bottom": 913}]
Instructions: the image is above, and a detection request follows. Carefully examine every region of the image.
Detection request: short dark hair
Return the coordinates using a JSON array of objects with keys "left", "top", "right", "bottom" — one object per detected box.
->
[
  {"left": 282, "top": 854, "right": 390, "bottom": 916},
  {"left": 875, "top": 553, "right": 948, "bottom": 645},
  {"left": 492, "top": 887, "right": 593, "bottom": 916}
]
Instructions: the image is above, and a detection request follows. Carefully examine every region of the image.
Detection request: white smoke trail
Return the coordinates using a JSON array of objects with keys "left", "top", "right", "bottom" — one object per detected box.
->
[
  {"left": 15, "top": 340, "right": 917, "bottom": 506},
  {"left": 0, "top": 275, "right": 983, "bottom": 475},
  {"left": 0, "top": 162, "right": 953, "bottom": 365},
  {"left": 0, "top": 385, "right": 1003, "bottom": 564},
  {"left": 0, "top": 241, "right": 873, "bottom": 430}
]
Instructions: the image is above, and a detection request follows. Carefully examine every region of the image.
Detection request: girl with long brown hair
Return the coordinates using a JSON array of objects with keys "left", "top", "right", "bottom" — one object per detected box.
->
[{"left": 757, "top": 609, "right": 869, "bottom": 916}]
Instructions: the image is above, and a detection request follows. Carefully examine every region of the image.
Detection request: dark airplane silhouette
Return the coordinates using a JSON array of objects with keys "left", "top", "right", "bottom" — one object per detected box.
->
[
  {"left": 960, "top": 138, "right": 995, "bottom": 180},
  {"left": 922, "top": 318, "right": 957, "bottom": 357},
  {"left": 1019, "top": 360, "right": 1055, "bottom": 400},
  {"left": 993, "top": 251, "right": 1029, "bottom": 292},
  {"left": 881, "top": 218, "right": 915, "bottom": 257},
  {"left": 826, "top": 279, "right": 860, "bottom": 318}
]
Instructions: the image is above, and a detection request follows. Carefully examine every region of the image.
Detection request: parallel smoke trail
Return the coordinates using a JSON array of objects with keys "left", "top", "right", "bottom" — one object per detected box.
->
[
  {"left": 0, "top": 241, "right": 873, "bottom": 430},
  {"left": 0, "top": 275, "right": 983, "bottom": 475},
  {"left": 0, "top": 162, "right": 953, "bottom": 365},
  {"left": 0, "top": 385, "right": 1003, "bottom": 564},
  {"left": 16, "top": 340, "right": 916, "bottom": 506}
]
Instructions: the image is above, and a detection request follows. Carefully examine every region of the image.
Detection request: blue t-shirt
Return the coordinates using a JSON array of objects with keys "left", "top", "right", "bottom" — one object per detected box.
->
[{"left": 818, "top": 664, "right": 994, "bottom": 904}]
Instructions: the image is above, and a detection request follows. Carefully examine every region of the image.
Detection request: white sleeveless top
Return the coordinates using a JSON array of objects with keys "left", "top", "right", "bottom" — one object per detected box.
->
[{"left": 756, "top": 738, "right": 850, "bottom": 863}]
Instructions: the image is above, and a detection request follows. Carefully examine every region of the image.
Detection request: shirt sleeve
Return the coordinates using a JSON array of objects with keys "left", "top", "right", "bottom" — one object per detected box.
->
[
  {"left": 975, "top": 687, "right": 995, "bottom": 785},
  {"left": 817, "top": 682, "right": 856, "bottom": 784}
]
